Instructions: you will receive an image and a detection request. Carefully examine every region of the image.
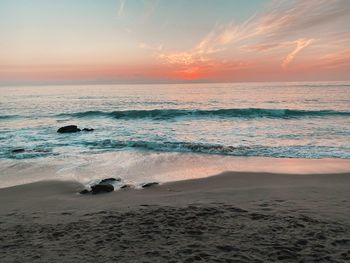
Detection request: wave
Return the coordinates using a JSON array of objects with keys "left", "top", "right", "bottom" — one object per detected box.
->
[
  {"left": 0, "top": 140, "right": 247, "bottom": 159},
  {"left": 57, "top": 108, "right": 350, "bottom": 120},
  {"left": 2, "top": 139, "right": 349, "bottom": 159},
  {"left": 84, "top": 139, "right": 249, "bottom": 155},
  {"left": 81, "top": 140, "right": 350, "bottom": 158},
  {"left": 0, "top": 114, "right": 20, "bottom": 120}
]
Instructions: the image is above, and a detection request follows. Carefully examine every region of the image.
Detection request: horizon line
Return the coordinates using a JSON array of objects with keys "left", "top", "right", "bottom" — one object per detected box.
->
[{"left": 1, "top": 79, "right": 350, "bottom": 87}]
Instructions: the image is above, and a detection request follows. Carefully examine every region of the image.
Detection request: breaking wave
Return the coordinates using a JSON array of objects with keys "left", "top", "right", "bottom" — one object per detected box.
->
[{"left": 57, "top": 108, "right": 350, "bottom": 120}]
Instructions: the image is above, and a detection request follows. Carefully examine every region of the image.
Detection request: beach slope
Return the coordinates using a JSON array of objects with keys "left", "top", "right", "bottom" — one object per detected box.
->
[{"left": 1, "top": 172, "right": 349, "bottom": 262}]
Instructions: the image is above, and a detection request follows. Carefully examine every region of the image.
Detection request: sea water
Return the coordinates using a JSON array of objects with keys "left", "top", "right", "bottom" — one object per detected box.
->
[{"left": 1, "top": 82, "right": 350, "bottom": 187}]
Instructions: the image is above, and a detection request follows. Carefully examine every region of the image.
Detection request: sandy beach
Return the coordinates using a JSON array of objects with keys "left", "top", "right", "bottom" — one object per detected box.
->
[
  {"left": 2, "top": 0, "right": 350, "bottom": 262},
  {"left": 1, "top": 171, "right": 349, "bottom": 262}
]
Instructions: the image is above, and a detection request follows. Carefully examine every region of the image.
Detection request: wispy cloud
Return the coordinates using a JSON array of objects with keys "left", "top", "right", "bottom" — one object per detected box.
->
[
  {"left": 118, "top": 0, "right": 158, "bottom": 20},
  {"left": 143, "top": 0, "right": 159, "bottom": 20},
  {"left": 257, "top": 0, "right": 350, "bottom": 40},
  {"left": 241, "top": 43, "right": 283, "bottom": 52},
  {"left": 138, "top": 42, "right": 163, "bottom": 51},
  {"left": 316, "top": 49, "right": 350, "bottom": 69},
  {"left": 117, "top": 0, "right": 125, "bottom": 18},
  {"left": 282, "top": 39, "right": 314, "bottom": 69},
  {"left": 157, "top": 0, "right": 350, "bottom": 73}
]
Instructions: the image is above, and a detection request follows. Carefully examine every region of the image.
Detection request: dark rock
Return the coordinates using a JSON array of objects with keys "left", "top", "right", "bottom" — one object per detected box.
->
[
  {"left": 57, "top": 125, "right": 81, "bottom": 133},
  {"left": 100, "top": 177, "right": 120, "bottom": 183},
  {"left": 142, "top": 182, "right": 159, "bottom": 188},
  {"left": 120, "top": 184, "right": 132, "bottom": 189},
  {"left": 82, "top": 128, "right": 94, "bottom": 132},
  {"left": 79, "top": 178, "right": 120, "bottom": 195},
  {"left": 12, "top": 148, "right": 25, "bottom": 153},
  {"left": 91, "top": 183, "right": 114, "bottom": 194},
  {"left": 79, "top": 189, "right": 90, "bottom": 195}
]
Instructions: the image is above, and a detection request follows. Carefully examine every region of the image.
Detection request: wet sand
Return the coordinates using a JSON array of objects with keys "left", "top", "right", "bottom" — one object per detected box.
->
[{"left": 0, "top": 172, "right": 349, "bottom": 262}]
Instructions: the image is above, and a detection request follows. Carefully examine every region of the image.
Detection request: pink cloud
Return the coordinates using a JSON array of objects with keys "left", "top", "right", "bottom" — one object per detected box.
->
[{"left": 282, "top": 39, "right": 314, "bottom": 69}]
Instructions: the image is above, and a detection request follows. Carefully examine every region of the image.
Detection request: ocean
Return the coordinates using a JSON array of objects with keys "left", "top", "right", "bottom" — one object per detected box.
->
[{"left": 1, "top": 81, "right": 350, "bottom": 188}]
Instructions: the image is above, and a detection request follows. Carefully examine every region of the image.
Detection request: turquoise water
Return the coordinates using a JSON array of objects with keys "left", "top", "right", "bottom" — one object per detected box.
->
[{"left": 1, "top": 81, "right": 350, "bottom": 159}]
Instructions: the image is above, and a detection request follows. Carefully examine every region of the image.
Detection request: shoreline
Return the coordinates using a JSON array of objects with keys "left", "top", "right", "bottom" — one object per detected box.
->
[
  {"left": 1, "top": 171, "right": 349, "bottom": 262},
  {"left": 1, "top": 154, "right": 350, "bottom": 190},
  {"left": 1, "top": 171, "right": 349, "bottom": 218}
]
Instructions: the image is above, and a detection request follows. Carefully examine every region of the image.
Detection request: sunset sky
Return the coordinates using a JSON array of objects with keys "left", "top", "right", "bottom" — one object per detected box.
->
[{"left": 1, "top": 0, "right": 350, "bottom": 85}]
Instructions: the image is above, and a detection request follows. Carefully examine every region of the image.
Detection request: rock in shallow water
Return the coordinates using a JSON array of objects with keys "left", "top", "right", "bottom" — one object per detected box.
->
[
  {"left": 12, "top": 148, "right": 25, "bottom": 153},
  {"left": 57, "top": 125, "right": 81, "bottom": 133},
  {"left": 82, "top": 128, "right": 94, "bottom": 132}
]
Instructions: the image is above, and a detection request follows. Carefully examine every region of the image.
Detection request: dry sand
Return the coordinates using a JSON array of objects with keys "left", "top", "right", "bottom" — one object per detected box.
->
[{"left": 0, "top": 172, "right": 349, "bottom": 262}]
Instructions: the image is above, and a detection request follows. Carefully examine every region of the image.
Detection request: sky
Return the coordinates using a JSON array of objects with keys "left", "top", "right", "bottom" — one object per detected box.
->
[{"left": 0, "top": 0, "right": 350, "bottom": 85}]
